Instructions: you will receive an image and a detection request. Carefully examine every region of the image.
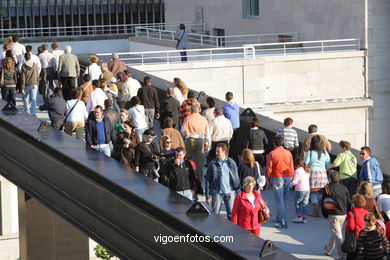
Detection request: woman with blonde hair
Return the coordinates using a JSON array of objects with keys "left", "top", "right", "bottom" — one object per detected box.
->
[
  {"left": 358, "top": 181, "right": 383, "bottom": 221},
  {"left": 238, "top": 149, "right": 264, "bottom": 191},
  {"left": 83, "top": 55, "right": 101, "bottom": 81},
  {"left": 1, "top": 57, "right": 18, "bottom": 105},
  {"left": 173, "top": 77, "right": 188, "bottom": 104},
  {"left": 232, "top": 176, "right": 264, "bottom": 236}
]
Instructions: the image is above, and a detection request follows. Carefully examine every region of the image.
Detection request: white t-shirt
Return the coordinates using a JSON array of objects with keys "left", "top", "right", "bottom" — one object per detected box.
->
[
  {"left": 129, "top": 105, "right": 148, "bottom": 129},
  {"left": 66, "top": 99, "right": 89, "bottom": 122},
  {"left": 123, "top": 77, "right": 141, "bottom": 101},
  {"left": 247, "top": 193, "right": 255, "bottom": 208},
  {"left": 84, "top": 63, "right": 102, "bottom": 81}
]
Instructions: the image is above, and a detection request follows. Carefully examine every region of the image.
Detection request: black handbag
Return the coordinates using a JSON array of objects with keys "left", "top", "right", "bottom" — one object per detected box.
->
[{"left": 341, "top": 210, "right": 357, "bottom": 253}]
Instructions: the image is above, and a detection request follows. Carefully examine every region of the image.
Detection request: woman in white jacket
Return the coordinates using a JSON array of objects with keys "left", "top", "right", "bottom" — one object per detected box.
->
[
  {"left": 64, "top": 88, "right": 89, "bottom": 140},
  {"left": 128, "top": 96, "right": 148, "bottom": 141}
]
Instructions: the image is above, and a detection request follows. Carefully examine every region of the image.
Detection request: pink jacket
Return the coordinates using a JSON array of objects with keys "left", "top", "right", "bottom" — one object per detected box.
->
[{"left": 290, "top": 167, "right": 310, "bottom": 191}]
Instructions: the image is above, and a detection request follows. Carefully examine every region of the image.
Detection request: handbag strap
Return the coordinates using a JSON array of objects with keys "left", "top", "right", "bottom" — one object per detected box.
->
[
  {"left": 351, "top": 209, "right": 357, "bottom": 232},
  {"left": 64, "top": 99, "right": 80, "bottom": 123},
  {"left": 177, "top": 29, "right": 186, "bottom": 45}
]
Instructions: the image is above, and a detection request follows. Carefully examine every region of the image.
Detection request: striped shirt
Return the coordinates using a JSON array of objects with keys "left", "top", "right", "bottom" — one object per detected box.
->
[
  {"left": 357, "top": 228, "right": 389, "bottom": 259},
  {"left": 276, "top": 126, "right": 299, "bottom": 151}
]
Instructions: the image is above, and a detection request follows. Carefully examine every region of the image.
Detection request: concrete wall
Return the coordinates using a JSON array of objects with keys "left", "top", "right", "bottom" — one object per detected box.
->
[
  {"left": 131, "top": 51, "right": 371, "bottom": 150},
  {"left": 366, "top": 0, "right": 390, "bottom": 159},
  {"left": 165, "top": 0, "right": 365, "bottom": 43}
]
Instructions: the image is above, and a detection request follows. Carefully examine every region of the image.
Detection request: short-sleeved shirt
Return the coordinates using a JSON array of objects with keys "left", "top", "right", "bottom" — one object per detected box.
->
[{"left": 333, "top": 151, "right": 357, "bottom": 179}]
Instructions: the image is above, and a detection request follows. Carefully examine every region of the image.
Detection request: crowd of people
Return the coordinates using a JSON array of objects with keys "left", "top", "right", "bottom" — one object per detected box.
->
[{"left": 1, "top": 36, "right": 390, "bottom": 260}]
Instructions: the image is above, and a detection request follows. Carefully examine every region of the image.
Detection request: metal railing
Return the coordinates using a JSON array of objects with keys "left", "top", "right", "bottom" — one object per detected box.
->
[
  {"left": 0, "top": 22, "right": 205, "bottom": 39},
  {"left": 134, "top": 26, "right": 299, "bottom": 47},
  {"left": 97, "top": 46, "right": 256, "bottom": 66},
  {"left": 248, "top": 38, "right": 361, "bottom": 56}
]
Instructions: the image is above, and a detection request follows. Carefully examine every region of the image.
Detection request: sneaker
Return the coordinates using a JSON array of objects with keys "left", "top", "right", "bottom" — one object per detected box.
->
[
  {"left": 274, "top": 223, "right": 288, "bottom": 228},
  {"left": 292, "top": 217, "right": 303, "bottom": 223},
  {"left": 302, "top": 218, "right": 308, "bottom": 224}
]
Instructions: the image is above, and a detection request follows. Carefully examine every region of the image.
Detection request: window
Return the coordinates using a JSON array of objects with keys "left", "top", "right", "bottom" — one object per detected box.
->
[{"left": 243, "top": 0, "right": 259, "bottom": 18}]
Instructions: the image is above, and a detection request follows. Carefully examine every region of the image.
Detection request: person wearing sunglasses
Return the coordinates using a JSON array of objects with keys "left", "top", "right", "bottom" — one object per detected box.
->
[
  {"left": 160, "top": 135, "right": 176, "bottom": 160},
  {"left": 359, "top": 146, "right": 383, "bottom": 198}
]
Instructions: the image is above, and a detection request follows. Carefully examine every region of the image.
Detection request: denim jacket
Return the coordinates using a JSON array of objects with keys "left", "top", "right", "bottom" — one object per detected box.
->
[{"left": 205, "top": 157, "right": 240, "bottom": 200}]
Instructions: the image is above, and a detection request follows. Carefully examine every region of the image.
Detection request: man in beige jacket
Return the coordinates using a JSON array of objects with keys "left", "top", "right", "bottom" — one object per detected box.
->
[{"left": 57, "top": 45, "right": 80, "bottom": 100}]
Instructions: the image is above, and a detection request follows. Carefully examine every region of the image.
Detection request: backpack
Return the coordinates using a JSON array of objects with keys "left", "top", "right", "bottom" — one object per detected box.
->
[{"left": 322, "top": 185, "right": 337, "bottom": 211}]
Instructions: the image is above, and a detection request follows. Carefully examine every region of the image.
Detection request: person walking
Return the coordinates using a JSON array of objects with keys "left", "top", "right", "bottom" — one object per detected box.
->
[
  {"left": 122, "top": 70, "right": 141, "bottom": 102},
  {"left": 57, "top": 45, "right": 80, "bottom": 100},
  {"left": 359, "top": 146, "right": 384, "bottom": 198},
  {"left": 238, "top": 149, "right": 263, "bottom": 191},
  {"left": 246, "top": 117, "right": 268, "bottom": 167},
  {"left": 135, "top": 129, "right": 160, "bottom": 180},
  {"left": 83, "top": 55, "right": 101, "bottom": 81},
  {"left": 114, "top": 109, "right": 130, "bottom": 134},
  {"left": 377, "top": 181, "right": 390, "bottom": 220},
  {"left": 321, "top": 170, "right": 351, "bottom": 260},
  {"left": 305, "top": 135, "right": 331, "bottom": 217},
  {"left": 160, "top": 117, "right": 185, "bottom": 150},
  {"left": 38, "top": 44, "right": 56, "bottom": 103},
  {"left": 111, "top": 120, "right": 139, "bottom": 168},
  {"left": 208, "top": 107, "right": 233, "bottom": 162},
  {"left": 182, "top": 103, "right": 209, "bottom": 184},
  {"left": 179, "top": 91, "right": 200, "bottom": 124},
  {"left": 79, "top": 74, "right": 93, "bottom": 104},
  {"left": 290, "top": 158, "right": 311, "bottom": 224},
  {"left": 20, "top": 53, "right": 40, "bottom": 116},
  {"left": 137, "top": 76, "right": 160, "bottom": 129},
  {"left": 64, "top": 88, "right": 88, "bottom": 140},
  {"left": 86, "top": 80, "right": 108, "bottom": 112},
  {"left": 175, "top": 24, "right": 188, "bottom": 62},
  {"left": 205, "top": 143, "right": 241, "bottom": 220},
  {"left": 266, "top": 136, "right": 294, "bottom": 228},
  {"left": 276, "top": 117, "right": 299, "bottom": 160},
  {"left": 160, "top": 88, "right": 180, "bottom": 129},
  {"left": 173, "top": 77, "right": 188, "bottom": 104},
  {"left": 222, "top": 92, "right": 240, "bottom": 130},
  {"left": 128, "top": 96, "right": 148, "bottom": 141},
  {"left": 1, "top": 57, "right": 18, "bottom": 105},
  {"left": 10, "top": 35, "right": 26, "bottom": 64},
  {"left": 232, "top": 176, "right": 264, "bottom": 236},
  {"left": 107, "top": 53, "right": 126, "bottom": 76},
  {"left": 85, "top": 105, "right": 115, "bottom": 156}
]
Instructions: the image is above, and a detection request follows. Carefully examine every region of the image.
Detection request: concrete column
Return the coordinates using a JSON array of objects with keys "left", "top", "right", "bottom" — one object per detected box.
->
[
  {"left": 0, "top": 177, "right": 19, "bottom": 235},
  {"left": 18, "top": 190, "right": 89, "bottom": 260}
]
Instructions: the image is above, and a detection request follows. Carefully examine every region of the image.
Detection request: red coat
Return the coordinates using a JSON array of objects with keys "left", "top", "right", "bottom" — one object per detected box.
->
[
  {"left": 345, "top": 207, "right": 369, "bottom": 238},
  {"left": 231, "top": 190, "right": 262, "bottom": 232}
]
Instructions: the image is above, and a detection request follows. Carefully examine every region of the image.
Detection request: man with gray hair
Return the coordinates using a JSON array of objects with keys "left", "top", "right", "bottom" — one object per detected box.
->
[
  {"left": 39, "top": 44, "right": 56, "bottom": 103},
  {"left": 108, "top": 52, "right": 126, "bottom": 76},
  {"left": 160, "top": 87, "right": 180, "bottom": 129},
  {"left": 57, "top": 45, "right": 80, "bottom": 100},
  {"left": 182, "top": 103, "right": 209, "bottom": 186}
]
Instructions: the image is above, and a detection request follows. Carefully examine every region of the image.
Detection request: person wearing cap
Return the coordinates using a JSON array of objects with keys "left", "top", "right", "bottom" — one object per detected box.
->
[
  {"left": 20, "top": 53, "right": 40, "bottom": 116},
  {"left": 83, "top": 55, "right": 101, "bottom": 81},
  {"left": 135, "top": 129, "right": 160, "bottom": 181},
  {"left": 108, "top": 53, "right": 126, "bottom": 76},
  {"left": 85, "top": 105, "right": 115, "bottom": 157}
]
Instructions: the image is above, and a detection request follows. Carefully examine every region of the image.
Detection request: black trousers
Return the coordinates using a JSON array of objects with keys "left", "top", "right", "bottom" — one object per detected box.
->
[
  {"left": 60, "top": 77, "right": 76, "bottom": 101},
  {"left": 1, "top": 86, "right": 16, "bottom": 105}
]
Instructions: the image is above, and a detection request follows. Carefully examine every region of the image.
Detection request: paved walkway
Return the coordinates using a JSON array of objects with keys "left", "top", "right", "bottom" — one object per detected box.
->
[{"left": 0, "top": 93, "right": 339, "bottom": 260}]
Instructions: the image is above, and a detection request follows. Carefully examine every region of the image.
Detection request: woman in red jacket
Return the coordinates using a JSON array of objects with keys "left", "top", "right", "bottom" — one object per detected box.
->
[
  {"left": 345, "top": 194, "right": 369, "bottom": 260},
  {"left": 231, "top": 176, "right": 263, "bottom": 236}
]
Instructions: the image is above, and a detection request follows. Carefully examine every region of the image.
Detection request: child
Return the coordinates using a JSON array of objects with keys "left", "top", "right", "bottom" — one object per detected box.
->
[{"left": 290, "top": 158, "right": 311, "bottom": 224}]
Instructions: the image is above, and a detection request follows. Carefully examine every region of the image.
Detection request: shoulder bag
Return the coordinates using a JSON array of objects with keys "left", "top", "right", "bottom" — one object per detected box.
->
[
  {"left": 176, "top": 30, "right": 186, "bottom": 49},
  {"left": 341, "top": 209, "right": 357, "bottom": 253},
  {"left": 60, "top": 99, "right": 80, "bottom": 131},
  {"left": 258, "top": 197, "right": 271, "bottom": 224}
]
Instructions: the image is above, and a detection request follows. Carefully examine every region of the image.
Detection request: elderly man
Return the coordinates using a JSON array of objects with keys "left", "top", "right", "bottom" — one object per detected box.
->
[
  {"left": 99, "top": 62, "right": 114, "bottom": 81},
  {"left": 39, "top": 44, "right": 56, "bottom": 103},
  {"left": 57, "top": 45, "right": 80, "bottom": 100},
  {"left": 108, "top": 53, "right": 126, "bottom": 76}
]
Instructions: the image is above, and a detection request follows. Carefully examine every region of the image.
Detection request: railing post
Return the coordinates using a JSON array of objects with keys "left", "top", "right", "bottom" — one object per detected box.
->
[
  {"left": 135, "top": 28, "right": 139, "bottom": 37},
  {"left": 146, "top": 28, "right": 149, "bottom": 38},
  {"left": 167, "top": 52, "right": 170, "bottom": 64},
  {"left": 172, "top": 32, "right": 175, "bottom": 41},
  {"left": 283, "top": 44, "right": 286, "bottom": 55},
  {"left": 216, "top": 37, "right": 219, "bottom": 48},
  {"left": 200, "top": 35, "right": 203, "bottom": 45},
  {"left": 251, "top": 47, "right": 256, "bottom": 60},
  {"left": 141, "top": 53, "right": 144, "bottom": 65},
  {"left": 321, "top": 41, "right": 324, "bottom": 53},
  {"left": 159, "top": 31, "right": 162, "bottom": 40},
  {"left": 210, "top": 50, "right": 213, "bottom": 61}
]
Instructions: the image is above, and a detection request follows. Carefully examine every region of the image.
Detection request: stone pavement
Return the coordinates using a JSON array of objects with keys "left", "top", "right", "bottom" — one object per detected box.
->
[{"left": 0, "top": 93, "right": 338, "bottom": 260}]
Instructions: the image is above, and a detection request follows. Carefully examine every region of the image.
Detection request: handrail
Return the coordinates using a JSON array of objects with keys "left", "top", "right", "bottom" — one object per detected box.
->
[
  {"left": 134, "top": 26, "right": 299, "bottom": 47},
  {"left": 97, "top": 46, "right": 256, "bottom": 65}
]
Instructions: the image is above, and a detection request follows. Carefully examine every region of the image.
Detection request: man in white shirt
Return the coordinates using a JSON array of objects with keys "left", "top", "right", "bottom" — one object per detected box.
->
[
  {"left": 86, "top": 80, "right": 108, "bottom": 112},
  {"left": 122, "top": 70, "right": 141, "bottom": 102},
  {"left": 10, "top": 36, "right": 26, "bottom": 65},
  {"left": 208, "top": 108, "right": 233, "bottom": 162},
  {"left": 39, "top": 44, "right": 56, "bottom": 103}
]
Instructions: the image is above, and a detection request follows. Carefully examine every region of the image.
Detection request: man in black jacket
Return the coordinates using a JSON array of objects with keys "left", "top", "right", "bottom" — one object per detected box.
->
[
  {"left": 160, "top": 88, "right": 180, "bottom": 129},
  {"left": 137, "top": 76, "right": 160, "bottom": 129},
  {"left": 39, "top": 87, "right": 66, "bottom": 129},
  {"left": 85, "top": 105, "right": 115, "bottom": 156},
  {"left": 321, "top": 170, "right": 351, "bottom": 260},
  {"left": 165, "top": 147, "right": 197, "bottom": 200}
]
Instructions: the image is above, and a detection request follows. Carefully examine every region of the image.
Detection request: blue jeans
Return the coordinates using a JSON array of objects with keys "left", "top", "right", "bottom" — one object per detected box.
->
[
  {"left": 310, "top": 191, "right": 322, "bottom": 204},
  {"left": 295, "top": 191, "right": 310, "bottom": 216},
  {"left": 23, "top": 85, "right": 38, "bottom": 116},
  {"left": 271, "top": 177, "right": 291, "bottom": 226},
  {"left": 211, "top": 192, "right": 235, "bottom": 219}
]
